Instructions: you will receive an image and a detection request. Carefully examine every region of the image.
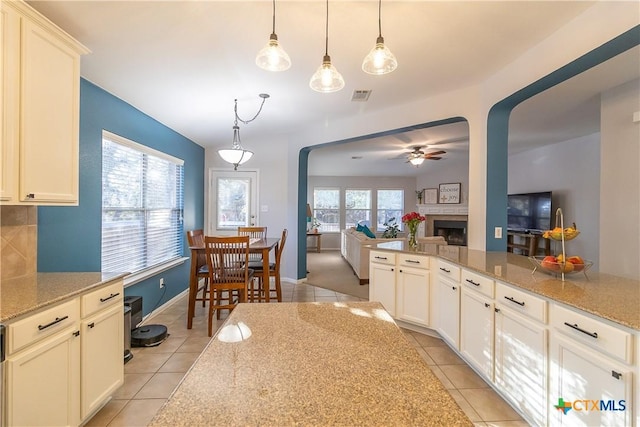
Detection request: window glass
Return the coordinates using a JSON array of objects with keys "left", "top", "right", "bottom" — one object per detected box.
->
[
  {"left": 102, "top": 132, "right": 184, "bottom": 274},
  {"left": 377, "top": 189, "right": 404, "bottom": 231},
  {"left": 313, "top": 188, "right": 340, "bottom": 232},
  {"left": 345, "top": 189, "right": 371, "bottom": 228}
]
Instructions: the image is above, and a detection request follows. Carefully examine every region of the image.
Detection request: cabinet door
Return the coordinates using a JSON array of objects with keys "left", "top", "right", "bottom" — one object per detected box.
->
[
  {"left": 460, "top": 287, "right": 494, "bottom": 379},
  {"left": 6, "top": 327, "right": 81, "bottom": 427},
  {"left": 550, "top": 333, "right": 632, "bottom": 427},
  {"left": 495, "top": 306, "right": 547, "bottom": 427},
  {"left": 19, "top": 17, "right": 80, "bottom": 203},
  {"left": 435, "top": 277, "right": 460, "bottom": 349},
  {"left": 370, "top": 263, "right": 396, "bottom": 317},
  {"left": 0, "top": 2, "right": 19, "bottom": 201},
  {"left": 81, "top": 304, "right": 124, "bottom": 420},
  {"left": 396, "top": 266, "right": 430, "bottom": 326}
]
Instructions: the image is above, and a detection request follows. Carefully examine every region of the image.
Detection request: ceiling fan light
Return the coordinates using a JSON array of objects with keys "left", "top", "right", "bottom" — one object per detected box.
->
[
  {"left": 310, "top": 55, "right": 345, "bottom": 93},
  {"left": 256, "top": 33, "right": 291, "bottom": 71},
  {"left": 409, "top": 156, "right": 425, "bottom": 166},
  {"left": 362, "top": 36, "right": 397, "bottom": 75}
]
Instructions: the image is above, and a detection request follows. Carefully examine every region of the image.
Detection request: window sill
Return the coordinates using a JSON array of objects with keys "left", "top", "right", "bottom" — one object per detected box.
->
[{"left": 124, "top": 257, "right": 189, "bottom": 288}]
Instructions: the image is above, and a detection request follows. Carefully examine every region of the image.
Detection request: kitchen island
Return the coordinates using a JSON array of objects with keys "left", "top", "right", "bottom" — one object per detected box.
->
[
  {"left": 150, "top": 302, "right": 473, "bottom": 427},
  {"left": 374, "top": 241, "right": 640, "bottom": 330}
]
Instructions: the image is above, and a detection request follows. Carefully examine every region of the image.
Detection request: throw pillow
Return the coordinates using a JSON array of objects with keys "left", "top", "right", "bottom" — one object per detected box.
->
[{"left": 361, "top": 224, "right": 376, "bottom": 238}]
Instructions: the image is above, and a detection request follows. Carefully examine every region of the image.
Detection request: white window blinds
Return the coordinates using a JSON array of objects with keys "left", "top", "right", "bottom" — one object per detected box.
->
[{"left": 101, "top": 131, "right": 184, "bottom": 274}]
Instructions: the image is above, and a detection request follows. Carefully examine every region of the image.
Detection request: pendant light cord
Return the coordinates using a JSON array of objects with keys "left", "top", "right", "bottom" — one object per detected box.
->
[
  {"left": 324, "top": 0, "right": 329, "bottom": 56},
  {"left": 377, "top": 0, "right": 382, "bottom": 37},
  {"left": 271, "top": 0, "right": 276, "bottom": 34},
  {"left": 234, "top": 95, "right": 269, "bottom": 125}
]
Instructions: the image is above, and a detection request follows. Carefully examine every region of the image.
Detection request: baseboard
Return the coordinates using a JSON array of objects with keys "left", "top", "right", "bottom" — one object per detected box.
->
[{"left": 142, "top": 288, "right": 189, "bottom": 324}]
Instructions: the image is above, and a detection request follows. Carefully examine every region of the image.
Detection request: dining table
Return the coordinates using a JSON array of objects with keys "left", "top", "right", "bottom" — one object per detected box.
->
[{"left": 187, "top": 237, "right": 280, "bottom": 329}]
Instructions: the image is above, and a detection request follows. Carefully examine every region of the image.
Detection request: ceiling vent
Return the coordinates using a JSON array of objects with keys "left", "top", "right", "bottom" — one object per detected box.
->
[{"left": 351, "top": 90, "right": 372, "bottom": 102}]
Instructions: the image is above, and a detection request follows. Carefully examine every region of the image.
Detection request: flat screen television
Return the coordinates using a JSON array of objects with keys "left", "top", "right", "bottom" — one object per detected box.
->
[{"left": 507, "top": 191, "right": 552, "bottom": 233}]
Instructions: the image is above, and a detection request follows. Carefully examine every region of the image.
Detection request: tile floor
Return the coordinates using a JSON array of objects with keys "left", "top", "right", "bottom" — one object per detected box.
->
[{"left": 86, "top": 282, "right": 529, "bottom": 426}]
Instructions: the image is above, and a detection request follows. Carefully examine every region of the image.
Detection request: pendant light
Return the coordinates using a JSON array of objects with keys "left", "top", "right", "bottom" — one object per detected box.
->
[
  {"left": 256, "top": 0, "right": 291, "bottom": 71},
  {"left": 362, "top": 0, "right": 397, "bottom": 75},
  {"left": 309, "top": 0, "right": 344, "bottom": 93},
  {"left": 218, "top": 94, "right": 269, "bottom": 170}
]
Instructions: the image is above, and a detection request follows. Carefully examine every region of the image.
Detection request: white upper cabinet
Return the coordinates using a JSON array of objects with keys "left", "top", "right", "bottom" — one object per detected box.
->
[{"left": 1, "top": 0, "right": 89, "bottom": 205}]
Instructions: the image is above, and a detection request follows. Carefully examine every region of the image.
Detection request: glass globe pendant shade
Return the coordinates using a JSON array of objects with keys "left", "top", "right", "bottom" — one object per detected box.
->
[
  {"left": 409, "top": 156, "right": 424, "bottom": 166},
  {"left": 309, "top": 55, "right": 345, "bottom": 93},
  {"left": 218, "top": 125, "right": 254, "bottom": 170},
  {"left": 256, "top": 33, "right": 291, "bottom": 71},
  {"left": 362, "top": 36, "right": 397, "bottom": 75}
]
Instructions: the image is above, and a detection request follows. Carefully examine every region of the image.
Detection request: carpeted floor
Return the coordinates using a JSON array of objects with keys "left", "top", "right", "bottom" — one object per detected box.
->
[{"left": 305, "top": 250, "right": 369, "bottom": 299}]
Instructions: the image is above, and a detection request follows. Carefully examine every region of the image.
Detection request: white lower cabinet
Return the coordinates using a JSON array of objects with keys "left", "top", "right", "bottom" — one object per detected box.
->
[
  {"left": 6, "top": 326, "right": 81, "bottom": 426},
  {"left": 81, "top": 303, "right": 124, "bottom": 419},
  {"left": 396, "top": 255, "right": 430, "bottom": 326},
  {"left": 550, "top": 333, "right": 632, "bottom": 427},
  {"left": 435, "top": 276, "right": 460, "bottom": 349},
  {"left": 369, "top": 251, "right": 397, "bottom": 317},
  {"left": 460, "top": 286, "right": 494, "bottom": 379},
  {"left": 495, "top": 305, "right": 547, "bottom": 426},
  {"left": 4, "top": 279, "right": 123, "bottom": 426}
]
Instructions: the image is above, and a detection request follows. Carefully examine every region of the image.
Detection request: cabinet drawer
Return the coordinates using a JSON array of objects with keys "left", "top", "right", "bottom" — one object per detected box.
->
[
  {"left": 8, "top": 298, "right": 80, "bottom": 354},
  {"left": 551, "top": 304, "right": 632, "bottom": 364},
  {"left": 81, "top": 281, "right": 123, "bottom": 318},
  {"left": 437, "top": 260, "right": 460, "bottom": 282},
  {"left": 398, "top": 254, "right": 429, "bottom": 269},
  {"left": 461, "top": 269, "right": 494, "bottom": 298},
  {"left": 370, "top": 250, "right": 395, "bottom": 266},
  {"left": 496, "top": 281, "right": 547, "bottom": 324}
]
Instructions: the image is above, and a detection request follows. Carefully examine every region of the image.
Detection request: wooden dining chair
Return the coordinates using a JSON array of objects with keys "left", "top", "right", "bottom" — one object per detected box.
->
[
  {"left": 204, "top": 235, "right": 254, "bottom": 336},
  {"left": 249, "top": 228, "right": 287, "bottom": 303},
  {"left": 238, "top": 226, "right": 267, "bottom": 264},
  {"left": 186, "top": 229, "right": 209, "bottom": 307}
]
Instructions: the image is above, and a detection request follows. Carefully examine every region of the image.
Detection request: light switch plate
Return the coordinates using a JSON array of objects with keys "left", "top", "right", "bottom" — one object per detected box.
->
[{"left": 494, "top": 227, "right": 502, "bottom": 239}]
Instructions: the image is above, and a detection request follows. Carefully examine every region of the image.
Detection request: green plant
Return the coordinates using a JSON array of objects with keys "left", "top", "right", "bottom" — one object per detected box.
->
[
  {"left": 311, "top": 217, "right": 321, "bottom": 229},
  {"left": 382, "top": 217, "right": 399, "bottom": 238}
]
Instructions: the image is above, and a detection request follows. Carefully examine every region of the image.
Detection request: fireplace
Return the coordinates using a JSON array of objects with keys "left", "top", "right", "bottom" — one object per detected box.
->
[{"left": 434, "top": 220, "right": 467, "bottom": 246}]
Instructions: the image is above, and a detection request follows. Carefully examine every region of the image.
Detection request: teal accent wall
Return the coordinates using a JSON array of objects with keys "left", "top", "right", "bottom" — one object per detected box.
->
[
  {"left": 485, "top": 25, "right": 639, "bottom": 251},
  {"left": 38, "top": 79, "right": 205, "bottom": 316}
]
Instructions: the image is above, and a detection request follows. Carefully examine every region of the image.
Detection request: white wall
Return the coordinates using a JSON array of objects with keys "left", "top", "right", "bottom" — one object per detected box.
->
[
  {"left": 600, "top": 79, "right": 640, "bottom": 279},
  {"left": 203, "top": 2, "right": 638, "bottom": 281},
  {"left": 509, "top": 134, "right": 600, "bottom": 268}
]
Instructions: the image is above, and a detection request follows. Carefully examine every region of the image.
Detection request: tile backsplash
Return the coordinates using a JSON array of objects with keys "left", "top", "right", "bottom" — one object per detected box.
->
[{"left": 0, "top": 206, "right": 37, "bottom": 280}]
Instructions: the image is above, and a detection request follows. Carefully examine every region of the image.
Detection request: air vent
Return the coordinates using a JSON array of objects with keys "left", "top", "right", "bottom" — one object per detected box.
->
[{"left": 351, "top": 90, "right": 372, "bottom": 102}]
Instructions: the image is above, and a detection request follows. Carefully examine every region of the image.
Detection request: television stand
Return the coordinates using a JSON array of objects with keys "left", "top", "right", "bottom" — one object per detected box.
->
[{"left": 507, "top": 231, "right": 550, "bottom": 256}]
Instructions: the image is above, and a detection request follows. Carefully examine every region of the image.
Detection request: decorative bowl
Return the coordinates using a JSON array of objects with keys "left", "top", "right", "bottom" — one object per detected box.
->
[
  {"left": 542, "top": 229, "right": 580, "bottom": 241},
  {"left": 529, "top": 256, "right": 593, "bottom": 275}
]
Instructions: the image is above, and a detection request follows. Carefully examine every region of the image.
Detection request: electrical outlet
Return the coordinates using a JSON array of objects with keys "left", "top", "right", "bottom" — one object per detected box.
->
[
  {"left": 159, "top": 278, "right": 165, "bottom": 289},
  {"left": 494, "top": 227, "right": 502, "bottom": 239}
]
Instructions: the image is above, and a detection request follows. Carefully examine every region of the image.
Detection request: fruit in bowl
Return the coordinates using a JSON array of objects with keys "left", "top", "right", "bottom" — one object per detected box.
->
[
  {"left": 530, "top": 254, "right": 591, "bottom": 275},
  {"left": 542, "top": 223, "right": 580, "bottom": 241}
]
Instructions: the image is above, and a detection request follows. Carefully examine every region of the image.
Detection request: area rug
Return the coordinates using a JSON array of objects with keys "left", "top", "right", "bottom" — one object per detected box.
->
[{"left": 305, "top": 250, "right": 369, "bottom": 299}]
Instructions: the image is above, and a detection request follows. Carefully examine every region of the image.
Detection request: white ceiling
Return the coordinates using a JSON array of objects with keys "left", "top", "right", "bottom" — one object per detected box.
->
[{"left": 27, "top": 1, "right": 638, "bottom": 177}]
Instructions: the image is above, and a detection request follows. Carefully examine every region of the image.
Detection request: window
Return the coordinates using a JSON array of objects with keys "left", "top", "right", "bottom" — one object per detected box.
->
[
  {"left": 377, "top": 189, "right": 404, "bottom": 230},
  {"left": 345, "top": 189, "right": 371, "bottom": 228},
  {"left": 313, "top": 188, "right": 340, "bottom": 232},
  {"left": 102, "top": 131, "right": 184, "bottom": 275}
]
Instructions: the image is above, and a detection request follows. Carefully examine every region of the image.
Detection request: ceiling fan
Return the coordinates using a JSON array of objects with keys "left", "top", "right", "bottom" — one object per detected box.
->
[{"left": 404, "top": 146, "right": 446, "bottom": 166}]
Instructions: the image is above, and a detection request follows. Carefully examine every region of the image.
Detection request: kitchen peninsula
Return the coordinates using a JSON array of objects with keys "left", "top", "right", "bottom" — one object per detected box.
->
[
  {"left": 150, "top": 302, "right": 473, "bottom": 426},
  {"left": 369, "top": 241, "right": 640, "bottom": 426}
]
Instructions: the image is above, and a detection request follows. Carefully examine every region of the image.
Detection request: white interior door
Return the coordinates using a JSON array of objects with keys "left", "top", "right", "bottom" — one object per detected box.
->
[{"left": 209, "top": 169, "right": 258, "bottom": 235}]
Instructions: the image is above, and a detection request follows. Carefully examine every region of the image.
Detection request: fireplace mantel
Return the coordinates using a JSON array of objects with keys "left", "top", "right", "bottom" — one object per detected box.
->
[{"left": 417, "top": 205, "right": 468, "bottom": 238}]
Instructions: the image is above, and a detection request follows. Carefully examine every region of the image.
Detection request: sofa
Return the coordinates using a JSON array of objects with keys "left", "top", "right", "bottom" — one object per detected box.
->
[{"left": 341, "top": 228, "right": 448, "bottom": 284}]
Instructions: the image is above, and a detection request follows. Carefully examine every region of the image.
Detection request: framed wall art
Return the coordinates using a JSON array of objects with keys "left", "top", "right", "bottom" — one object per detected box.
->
[
  {"left": 438, "top": 183, "right": 461, "bottom": 204},
  {"left": 424, "top": 188, "right": 438, "bottom": 204}
]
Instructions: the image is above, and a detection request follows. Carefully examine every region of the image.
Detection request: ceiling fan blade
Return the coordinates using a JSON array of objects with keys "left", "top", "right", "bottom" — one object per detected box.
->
[
  {"left": 424, "top": 150, "right": 446, "bottom": 157},
  {"left": 426, "top": 156, "right": 442, "bottom": 160}
]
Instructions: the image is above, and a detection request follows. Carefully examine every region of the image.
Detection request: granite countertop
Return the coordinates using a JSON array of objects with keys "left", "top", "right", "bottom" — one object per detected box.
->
[
  {"left": 373, "top": 241, "right": 640, "bottom": 331},
  {"left": 150, "top": 302, "right": 473, "bottom": 427},
  {"left": 0, "top": 272, "right": 128, "bottom": 323}
]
